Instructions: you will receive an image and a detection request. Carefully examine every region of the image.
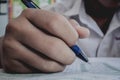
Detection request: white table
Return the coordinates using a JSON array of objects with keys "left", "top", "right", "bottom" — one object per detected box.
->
[{"left": 0, "top": 58, "right": 120, "bottom": 80}]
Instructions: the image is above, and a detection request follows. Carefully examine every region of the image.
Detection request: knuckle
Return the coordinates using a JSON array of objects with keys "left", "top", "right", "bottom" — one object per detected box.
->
[
  {"left": 52, "top": 13, "right": 64, "bottom": 21},
  {"left": 46, "top": 13, "right": 65, "bottom": 29},
  {"left": 2, "top": 59, "right": 13, "bottom": 73},
  {"left": 42, "top": 62, "right": 65, "bottom": 72},
  {"left": 61, "top": 55, "right": 75, "bottom": 66},
  {"left": 6, "top": 17, "right": 27, "bottom": 39},
  {"left": 70, "top": 35, "right": 78, "bottom": 45},
  {"left": 2, "top": 59, "right": 31, "bottom": 73},
  {"left": 61, "top": 52, "right": 76, "bottom": 65},
  {"left": 21, "top": 8, "right": 33, "bottom": 16},
  {"left": 6, "top": 20, "right": 16, "bottom": 33},
  {"left": 2, "top": 37, "right": 11, "bottom": 52},
  {"left": 3, "top": 36, "right": 13, "bottom": 50},
  {"left": 6, "top": 20, "right": 20, "bottom": 35},
  {"left": 21, "top": 8, "right": 37, "bottom": 20},
  {"left": 3, "top": 62, "right": 17, "bottom": 73},
  {"left": 2, "top": 37, "right": 16, "bottom": 58},
  {"left": 66, "top": 54, "right": 76, "bottom": 65}
]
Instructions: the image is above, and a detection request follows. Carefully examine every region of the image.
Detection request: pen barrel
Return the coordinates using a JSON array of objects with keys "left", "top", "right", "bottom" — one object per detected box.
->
[
  {"left": 21, "top": 0, "right": 40, "bottom": 9},
  {"left": 70, "top": 45, "right": 88, "bottom": 62}
]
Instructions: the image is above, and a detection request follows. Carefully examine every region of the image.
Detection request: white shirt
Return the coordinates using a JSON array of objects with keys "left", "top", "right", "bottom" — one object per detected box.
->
[{"left": 44, "top": 0, "right": 120, "bottom": 57}]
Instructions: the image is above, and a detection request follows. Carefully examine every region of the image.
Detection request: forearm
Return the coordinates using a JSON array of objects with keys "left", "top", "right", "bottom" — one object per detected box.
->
[{"left": 0, "top": 37, "right": 3, "bottom": 68}]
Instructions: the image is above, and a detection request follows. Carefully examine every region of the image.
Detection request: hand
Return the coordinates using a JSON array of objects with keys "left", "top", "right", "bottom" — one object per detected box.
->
[
  {"left": 0, "top": 37, "right": 3, "bottom": 68},
  {"left": 2, "top": 9, "right": 89, "bottom": 73}
]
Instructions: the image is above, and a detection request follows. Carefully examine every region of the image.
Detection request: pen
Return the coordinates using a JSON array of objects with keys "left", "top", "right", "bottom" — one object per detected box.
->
[{"left": 21, "top": 0, "right": 89, "bottom": 63}]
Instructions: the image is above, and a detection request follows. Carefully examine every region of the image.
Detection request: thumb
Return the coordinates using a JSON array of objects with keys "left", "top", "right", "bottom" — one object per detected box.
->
[{"left": 69, "top": 19, "right": 90, "bottom": 38}]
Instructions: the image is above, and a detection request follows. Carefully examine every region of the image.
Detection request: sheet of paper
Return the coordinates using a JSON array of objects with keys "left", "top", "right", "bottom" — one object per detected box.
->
[{"left": 0, "top": 58, "right": 120, "bottom": 80}]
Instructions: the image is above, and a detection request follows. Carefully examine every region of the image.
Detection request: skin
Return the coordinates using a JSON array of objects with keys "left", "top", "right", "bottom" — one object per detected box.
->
[
  {"left": 0, "top": 9, "right": 89, "bottom": 73},
  {"left": 0, "top": 0, "right": 119, "bottom": 73},
  {"left": 0, "top": 37, "right": 3, "bottom": 68}
]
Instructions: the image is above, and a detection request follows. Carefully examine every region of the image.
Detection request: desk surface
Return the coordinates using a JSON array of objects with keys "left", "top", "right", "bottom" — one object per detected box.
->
[{"left": 0, "top": 58, "right": 120, "bottom": 80}]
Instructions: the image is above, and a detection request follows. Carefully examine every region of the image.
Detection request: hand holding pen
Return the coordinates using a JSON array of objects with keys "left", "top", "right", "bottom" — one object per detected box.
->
[
  {"left": 21, "top": 0, "right": 89, "bottom": 63},
  {"left": 2, "top": 0, "right": 89, "bottom": 73}
]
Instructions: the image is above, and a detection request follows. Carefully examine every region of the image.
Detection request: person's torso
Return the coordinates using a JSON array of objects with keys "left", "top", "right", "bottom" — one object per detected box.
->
[{"left": 43, "top": 0, "right": 120, "bottom": 57}]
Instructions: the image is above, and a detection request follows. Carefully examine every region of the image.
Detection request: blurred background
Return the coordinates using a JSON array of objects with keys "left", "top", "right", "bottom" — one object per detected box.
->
[{"left": 0, "top": 0, "right": 61, "bottom": 37}]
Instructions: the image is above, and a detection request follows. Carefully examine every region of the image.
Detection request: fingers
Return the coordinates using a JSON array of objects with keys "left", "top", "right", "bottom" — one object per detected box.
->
[
  {"left": 4, "top": 14, "right": 76, "bottom": 65},
  {"left": 2, "top": 37, "right": 66, "bottom": 73},
  {"left": 2, "top": 59, "right": 32, "bottom": 73},
  {"left": 11, "top": 16, "right": 75, "bottom": 65},
  {"left": 21, "top": 9, "right": 78, "bottom": 46},
  {"left": 2, "top": 37, "right": 32, "bottom": 73},
  {"left": 2, "top": 9, "right": 90, "bottom": 73},
  {"left": 69, "top": 19, "right": 90, "bottom": 38}
]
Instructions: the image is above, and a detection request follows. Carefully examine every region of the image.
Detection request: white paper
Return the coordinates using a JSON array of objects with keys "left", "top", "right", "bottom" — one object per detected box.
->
[{"left": 0, "top": 58, "right": 120, "bottom": 80}]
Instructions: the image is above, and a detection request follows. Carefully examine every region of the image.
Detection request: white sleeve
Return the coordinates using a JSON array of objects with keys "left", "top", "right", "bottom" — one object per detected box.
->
[{"left": 41, "top": 0, "right": 76, "bottom": 15}]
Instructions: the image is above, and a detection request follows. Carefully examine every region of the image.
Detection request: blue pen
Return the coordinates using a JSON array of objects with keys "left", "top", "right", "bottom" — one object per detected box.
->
[{"left": 21, "top": 0, "right": 89, "bottom": 63}]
